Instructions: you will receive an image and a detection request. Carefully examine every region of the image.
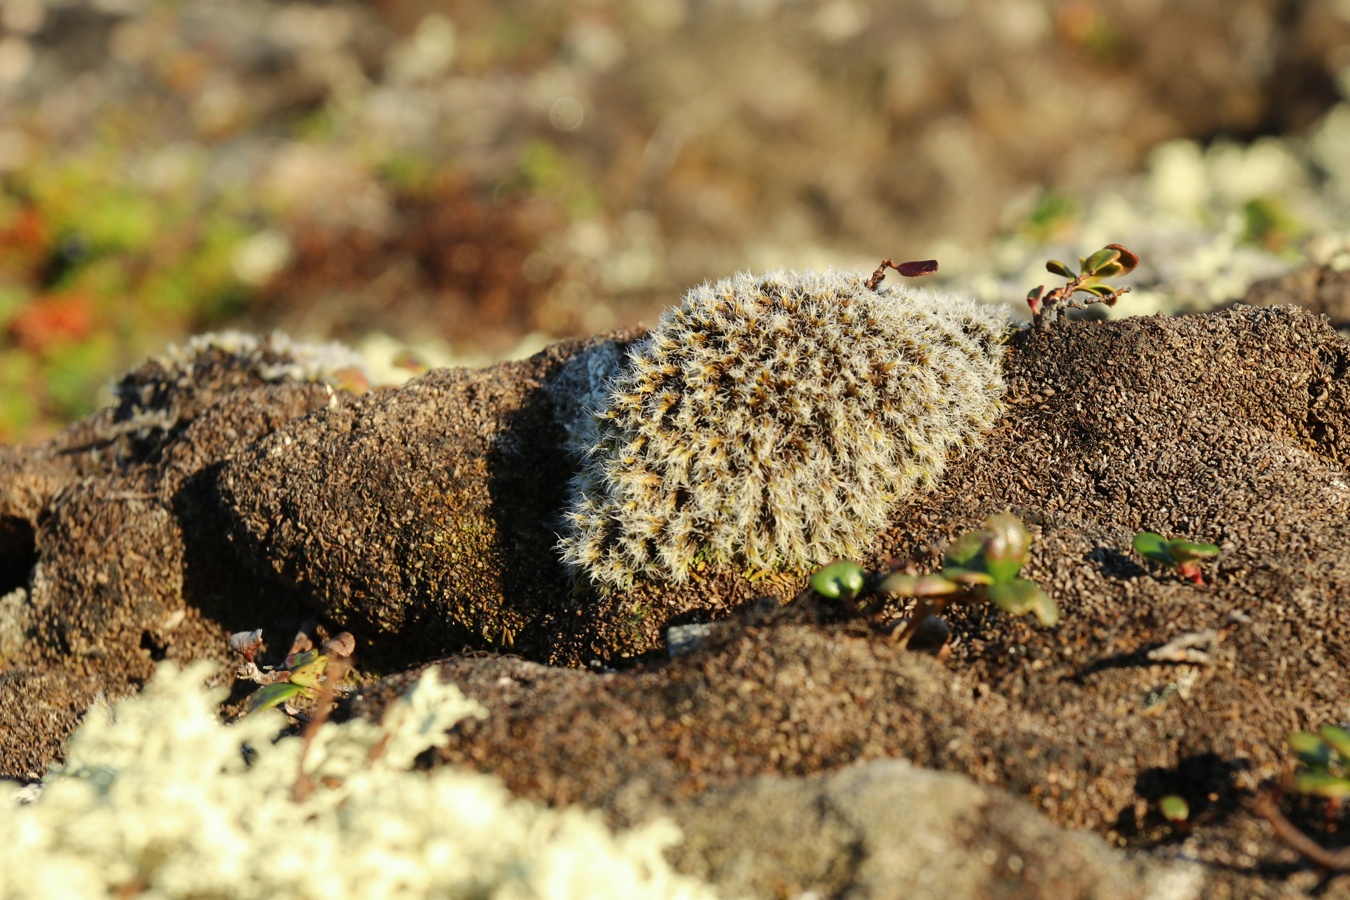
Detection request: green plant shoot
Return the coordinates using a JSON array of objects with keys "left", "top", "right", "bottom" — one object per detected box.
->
[
  {"left": 1133, "top": 531, "right": 1220, "bottom": 585},
  {"left": 1026, "top": 243, "right": 1139, "bottom": 328}
]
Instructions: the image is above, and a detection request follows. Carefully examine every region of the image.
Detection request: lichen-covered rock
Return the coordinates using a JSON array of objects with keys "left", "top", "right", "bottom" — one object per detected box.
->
[
  {"left": 7, "top": 294, "right": 1350, "bottom": 894},
  {"left": 215, "top": 332, "right": 644, "bottom": 669},
  {"left": 664, "top": 759, "right": 1199, "bottom": 899},
  {"left": 559, "top": 270, "right": 1009, "bottom": 589},
  {"left": 0, "top": 335, "right": 356, "bottom": 779}
]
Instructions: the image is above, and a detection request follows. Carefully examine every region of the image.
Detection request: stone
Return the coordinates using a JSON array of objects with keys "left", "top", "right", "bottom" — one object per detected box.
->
[{"left": 4, "top": 295, "right": 1350, "bottom": 893}]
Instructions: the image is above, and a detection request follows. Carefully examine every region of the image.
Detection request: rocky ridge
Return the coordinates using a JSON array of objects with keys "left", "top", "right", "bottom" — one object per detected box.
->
[{"left": 3, "top": 280, "right": 1350, "bottom": 895}]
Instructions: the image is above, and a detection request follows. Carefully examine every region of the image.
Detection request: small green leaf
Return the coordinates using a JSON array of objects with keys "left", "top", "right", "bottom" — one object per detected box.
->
[
  {"left": 1076, "top": 283, "right": 1118, "bottom": 299},
  {"left": 245, "top": 681, "right": 305, "bottom": 715},
  {"left": 1029, "top": 590, "right": 1060, "bottom": 627},
  {"left": 1164, "top": 539, "right": 1220, "bottom": 564},
  {"left": 1045, "top": 259, "right": 1076, "bottom": 279},
  {"left": 876, "top": 572, "right": 960, "bottom": 597},
  {"left": 876, "top": 572, "right": 919, "bottom": 597},
  {"left": 911, "top": 573, "right": 960, "bottom": 597},
  {"left": 945, "top": 530, "right": 987, "bottom": 570},
  {"left": 1319, "top": 725, "right": 1350, "bottom": 761},
  {"left": 288, "top": 652, "right": 329, "bottom": 689},
  {"left": 1289, "top": 731, "right": 1333, "bottom": 769},
  {"left": 1093, "top": 261, "right": 1124, "bottom": 279},
  {"left": 986, "top": 579, "right": 1056, "bottom": 626},
  {"left": 1159, "top": 794, "right": 1189, "bottom": 823},
  {"left": 1083, "top": 246, "right": 1120, "bottom": 273},
  {"left": 1133, "top": 532, "right": 1176, "bottom": 567},
  {"left": 1294, "top": 771, "right": 1350, "bottom": 799},
  {"left": 979, "top": 514, "right": 1031, "bottom": 582},
  {"left": 811, "top": 561, "right": 866, "bottom": 600},
  {"left": 285, "top": 648, "right": 323, "bottom": 671},
  {"left": 944, "top": 566, "right": 995, "bottom": 587},
  {"left": 1027, "top": 285, "right": 1047, "bottom": 302}
]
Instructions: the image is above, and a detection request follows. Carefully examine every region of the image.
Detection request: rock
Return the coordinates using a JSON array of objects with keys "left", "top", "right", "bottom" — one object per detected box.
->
[
  {"left": 0, "top": 335, "right": 356, "bottom": 777},
  {"left": 665, "top": 759, "right": 1201, "bottom": 900},
  {"left": 4, "top": 303, "right": 1350, "bottom": 894},
  {"left": 215, "top": 330, "right": 643, "bottom": 669},
  {"left": 1232, "top": 264, "right": 1350, "bottom": 329}
]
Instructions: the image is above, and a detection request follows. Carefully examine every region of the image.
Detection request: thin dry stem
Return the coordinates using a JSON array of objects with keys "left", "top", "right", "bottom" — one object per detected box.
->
[
  {"left": 1033, "top": 277, "right": 1132, "bottom": 329},
  {"left": 292, "top": 653, "right": 352, "bottom": 803},
  {"left": 1251, "top": 787, "right": 1350, "bottom": 872}
]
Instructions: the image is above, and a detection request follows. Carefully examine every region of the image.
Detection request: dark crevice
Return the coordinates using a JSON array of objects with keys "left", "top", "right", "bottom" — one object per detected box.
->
[
  {"left": 139, "top": 629, "right": 168, "bottom": 662},
  {"left": 0, "top": 516, "right": 37, "bottom": 597}
]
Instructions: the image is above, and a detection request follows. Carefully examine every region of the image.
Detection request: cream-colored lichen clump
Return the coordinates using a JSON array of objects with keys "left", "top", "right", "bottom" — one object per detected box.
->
[
  {"left": 559, "top": 268, "right": 1009, "bottom": 589},
  {"left": 0, "top": 663, "right": 715, "bottom": 900}
]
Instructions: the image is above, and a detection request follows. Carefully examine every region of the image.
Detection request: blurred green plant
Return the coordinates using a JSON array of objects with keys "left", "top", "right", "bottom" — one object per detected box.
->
[
  {"left": 1025, "top": 243, "right": 1139, "bottom": 329},
  {"left": 1159, "top": 794, "right": 1191, "bottom": 833},
  {"left": 230, "top": 628, "right": 355, "bottom": 717},
  {"left": 809, "top": 560, "right": 867, "bottom": 602},
  {"left": 1240, "top": 196, "right": 1303, "bottom": 253},
  {"left": 807, "top": 514, "right": 1058, "bottom": 654},
  {"left": 1016, "top": 188, "right": 1080, "bottom": 244},
  {"left": 1133, "top": 531, "right": 1220, "bottom": 585},
  {"left": 511, "top": 139, "right": 600, "bottom": 217},
  {"left": 1288, "top": 726, "right": 1350, "bottom": 808},
  {"left": 878, "top": 513, "right": 1059, "bottom": 632},
  {"left": 0, "top": 144, "right": 265, "bottom": 441},
  {"left": 1249, "top": 725, "right": 1350, "bottom": 874}
]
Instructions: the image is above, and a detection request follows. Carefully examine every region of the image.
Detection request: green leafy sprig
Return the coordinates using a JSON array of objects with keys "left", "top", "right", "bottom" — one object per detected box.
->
[
  {"left": 1289, "top": 726, "right": 1350, "bottom": 804},
  {"left": 1026, "top": 243, "right": 1139, "bottom": 328},
  {"left": 1133, "top": 531, "right": 1220, "bottom": 585},
  {"left": 230, "top": 628, "right": 355, "bottom": 716},
  {"left": 807, "top": 514, "right": 1058, "bottom": 654},
  {"left": 879, "top": 513, "right": 1059, "bottom": 633}
]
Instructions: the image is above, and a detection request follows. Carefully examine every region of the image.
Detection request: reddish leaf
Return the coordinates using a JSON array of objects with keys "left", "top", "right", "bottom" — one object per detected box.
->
[
  {"left": 1105, "top": 243, "right": 1139, "bottom": 273},
  {"left": 895, "top": 259, "right": 938, "bottom": 277}
]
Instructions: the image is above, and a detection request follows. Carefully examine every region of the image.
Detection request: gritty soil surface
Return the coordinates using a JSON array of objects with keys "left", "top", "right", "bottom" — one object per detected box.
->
[{"left": 4, "top": 288, "right": 1350, "bottom": 895}]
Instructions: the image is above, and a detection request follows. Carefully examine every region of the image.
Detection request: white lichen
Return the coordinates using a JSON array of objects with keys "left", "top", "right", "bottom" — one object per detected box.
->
[
  {"left": 154, "top": 330, "right": 371, "bottom": 387},
  {"left": 0, "top": 662, "right": 715, "bottom": 900}
]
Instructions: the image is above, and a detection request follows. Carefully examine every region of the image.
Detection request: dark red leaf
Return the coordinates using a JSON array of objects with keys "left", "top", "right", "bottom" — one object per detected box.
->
[{"left": 896, "top": 259, "right": 939, "bottom": 277}]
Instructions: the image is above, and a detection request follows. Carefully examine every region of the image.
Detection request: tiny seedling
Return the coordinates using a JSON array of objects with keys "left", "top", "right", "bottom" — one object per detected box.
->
[
  {"left": 810, "top": 560, "right": 866, "bottom": 602},
  {"left": 1026, "top": 243, "right": 1139, "bottom": 328},
  {"left": 1133, "top": 531, "right": 1220, "bottom": 585},
  {"left": 807, "top": 514, "right": 1058, "bottom": 653},
  {"left": 1159, "top": 795, "right": 1192, "bottom": 834},
  {"left": 230, "top": 627, "right": 355, "bottom": 716},
  {"left": 879, "top": 513, "right": 1059, "bottom": 634},
  {"left": 1248, "top": 725, "right": 1350, "bottom": 873},
  {"left": 1288, "top": 726, "right": 1350, "bottom": 815}
]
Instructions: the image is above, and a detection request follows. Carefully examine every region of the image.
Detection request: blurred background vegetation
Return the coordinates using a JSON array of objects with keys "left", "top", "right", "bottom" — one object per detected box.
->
[{"left": 0, "top": 0, "right": 1348, "bottom": 442}]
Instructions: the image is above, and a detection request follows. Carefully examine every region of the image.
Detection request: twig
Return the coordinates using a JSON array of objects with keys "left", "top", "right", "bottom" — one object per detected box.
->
[
  {"left": 1251, "top": 788, "right": 1350, "bottom": 871},
  {"left": 292, "top": 636, "right": 355, "bottom": 803},
  {"left": 1032, "top": 282, "right": 1131, "bottom": 329}
]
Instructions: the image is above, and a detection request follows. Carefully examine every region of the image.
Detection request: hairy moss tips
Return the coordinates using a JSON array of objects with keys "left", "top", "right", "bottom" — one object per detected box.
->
[{"left": 559, "top": 268, "right": 1010, "bottom": 590}]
